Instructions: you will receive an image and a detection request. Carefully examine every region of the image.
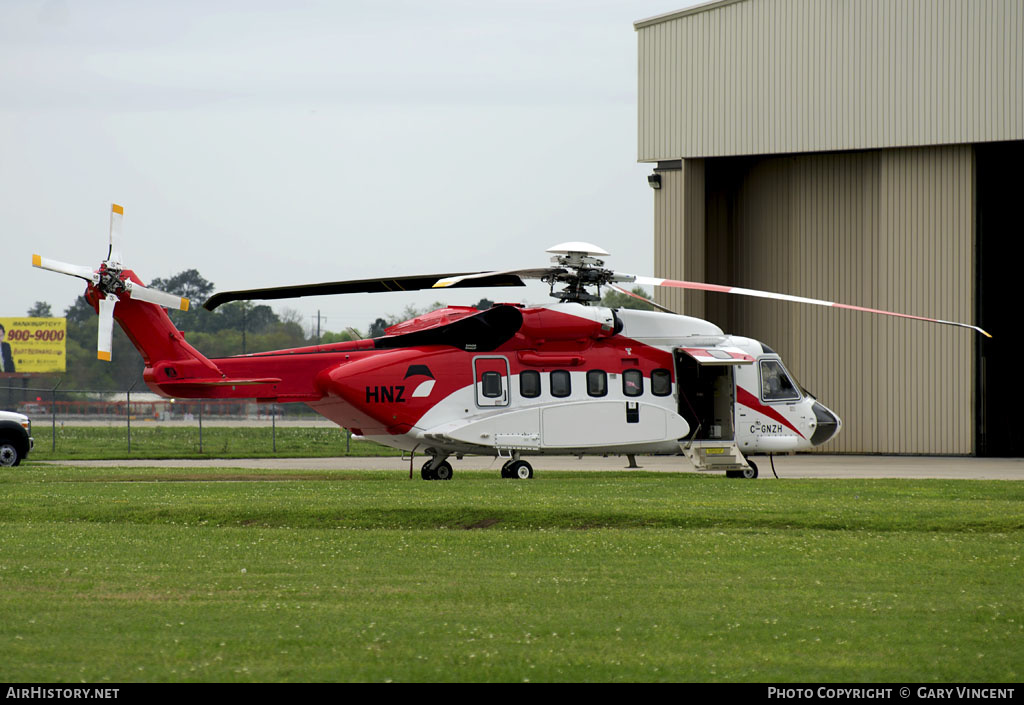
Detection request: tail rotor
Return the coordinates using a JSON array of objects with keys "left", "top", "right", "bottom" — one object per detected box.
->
[{"left": 32, "top": 203, "right": 190, "bottom": 362}]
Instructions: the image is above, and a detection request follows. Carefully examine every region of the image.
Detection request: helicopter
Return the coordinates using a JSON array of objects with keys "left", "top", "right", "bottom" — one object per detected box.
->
[{"left": 32, "top": 204, "right": 990, "bottom": 480}]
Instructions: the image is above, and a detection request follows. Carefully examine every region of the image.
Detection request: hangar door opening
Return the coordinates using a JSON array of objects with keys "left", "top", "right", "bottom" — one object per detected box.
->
[
  {"left": 699, "top": 148, "right": 975, "bottom": 455},
  {"left": 976, "top": 142, "right": 1024, "bottom": 457}
]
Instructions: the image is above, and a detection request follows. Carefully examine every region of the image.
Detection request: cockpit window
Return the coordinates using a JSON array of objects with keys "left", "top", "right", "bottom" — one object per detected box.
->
[{"left": 760, "top": 360, "right": 801, "bottom": 402}]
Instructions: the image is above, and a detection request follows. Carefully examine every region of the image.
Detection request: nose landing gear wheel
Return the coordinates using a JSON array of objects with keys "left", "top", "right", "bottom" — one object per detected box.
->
[{"left": 726, "top": 460, "right": 758, "bottom": 479}]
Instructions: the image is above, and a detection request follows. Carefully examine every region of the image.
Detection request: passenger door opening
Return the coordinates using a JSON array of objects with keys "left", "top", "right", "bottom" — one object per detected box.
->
[{"left": 674, "top": 347, "right": 751, "bottom": 442}]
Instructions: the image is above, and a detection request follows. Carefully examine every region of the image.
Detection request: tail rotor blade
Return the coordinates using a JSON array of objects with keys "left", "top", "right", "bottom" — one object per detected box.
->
[
  {"left": 97, "top": 295, "right": 117, "bottom": 361},
  {"left": 107, "top": 203, "right": 124, "bottom": 265},
  {"left": 31, "top": 254, "right": 97, "bottom": 282},
  {"left": 125, "top": 281, "right": 190, "bottom": 311}
]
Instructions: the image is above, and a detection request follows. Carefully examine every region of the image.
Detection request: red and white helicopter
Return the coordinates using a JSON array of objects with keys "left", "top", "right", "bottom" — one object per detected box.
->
[{"left": 33, "top": 204, "right": 989, "bottom": 480}]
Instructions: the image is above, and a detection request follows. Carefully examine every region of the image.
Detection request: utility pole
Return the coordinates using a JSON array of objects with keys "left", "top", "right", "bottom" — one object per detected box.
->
[{"left": 311, "top": 311, "right": 325, "bottom": 343}]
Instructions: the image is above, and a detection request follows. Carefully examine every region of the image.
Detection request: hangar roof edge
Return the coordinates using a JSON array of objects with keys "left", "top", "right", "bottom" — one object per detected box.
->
[{"left": 634, "top": 0, "right": 748, "bottom": 30}]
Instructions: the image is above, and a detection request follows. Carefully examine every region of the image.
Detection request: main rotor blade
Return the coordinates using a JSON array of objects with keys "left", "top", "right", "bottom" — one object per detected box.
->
[
  {"left": 97, "top": 295, "right": 117, "bottom": 361},
  {"left": 630, "top": 275, "right": 991, "bottom": 338},
  {"left": 125, "top": 281, "right": 190, "bottom": 311},
  {"left": 107, "top": 203, "right": 124, "bottom": 266},
  {"left": 203, "top": 272, "right": 528, "bottom": 311},
  {"left": 431, "top": 268, "right": 557, "bottom": 289},
  {"left": 31, "top": 254, "right": 97, "bottom": 282},
  {"left": 608, "top": 283, "right": 677, "bottom": 314}
]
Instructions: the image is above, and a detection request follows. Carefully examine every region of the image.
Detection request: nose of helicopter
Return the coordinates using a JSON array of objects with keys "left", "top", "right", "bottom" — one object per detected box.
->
[{"left": 810, "top": 401, "right": 842, "bottom": 446}]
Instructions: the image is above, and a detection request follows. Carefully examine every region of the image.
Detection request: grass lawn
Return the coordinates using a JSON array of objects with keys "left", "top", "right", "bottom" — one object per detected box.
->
[
  {"left": 27, "top": 425, "right": 401, "bottom": 460},
  {"left": 0, "top": 466, "right": 1021, "bottom": 682}
]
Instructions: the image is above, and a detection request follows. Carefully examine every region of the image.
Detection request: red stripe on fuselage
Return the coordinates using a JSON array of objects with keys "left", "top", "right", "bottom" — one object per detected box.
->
[{"left": 736, "top": 386, "right": 805, "bottom": 439}]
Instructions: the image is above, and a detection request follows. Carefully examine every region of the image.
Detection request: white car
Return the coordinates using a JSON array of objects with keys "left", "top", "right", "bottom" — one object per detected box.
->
[{"left": 0, "top": 410, "right": 34, "bottom": 467}]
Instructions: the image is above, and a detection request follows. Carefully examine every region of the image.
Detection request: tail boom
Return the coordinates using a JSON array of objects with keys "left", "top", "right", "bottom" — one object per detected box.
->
[{"left": 96, "top": 278, "right": 343, "bottom": 402}]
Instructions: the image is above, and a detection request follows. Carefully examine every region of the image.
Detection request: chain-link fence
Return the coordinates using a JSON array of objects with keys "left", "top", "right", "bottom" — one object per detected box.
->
[{"left": 1, "top": 382, "right": 367, "bottom": 458}]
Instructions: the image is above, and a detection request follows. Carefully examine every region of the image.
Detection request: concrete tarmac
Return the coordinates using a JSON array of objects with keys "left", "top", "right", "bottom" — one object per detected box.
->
[{"left": 36, "top": 454, "right": 1024, "bottom": 480}]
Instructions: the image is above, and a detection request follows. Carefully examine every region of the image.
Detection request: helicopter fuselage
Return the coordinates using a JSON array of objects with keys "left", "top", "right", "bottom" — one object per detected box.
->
[
  {"left": 106, "top": 282, "right": 841, "bottom": 473},
  {"left": 35, "top": 210, "right": 983, "bottom": 479}
]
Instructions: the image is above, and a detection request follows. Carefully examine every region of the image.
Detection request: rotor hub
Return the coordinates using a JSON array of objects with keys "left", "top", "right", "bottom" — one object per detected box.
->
[
  {"left": 96, "top": 263, "right": 126, "bottom": 296},
  {"left": 542, "top": 243, "right": 622, "bottom": 304}
]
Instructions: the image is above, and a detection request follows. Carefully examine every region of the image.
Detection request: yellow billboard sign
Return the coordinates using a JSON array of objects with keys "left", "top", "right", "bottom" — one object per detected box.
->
[{"left": 0, "top": 317, "right": 67, "bottom": 374}]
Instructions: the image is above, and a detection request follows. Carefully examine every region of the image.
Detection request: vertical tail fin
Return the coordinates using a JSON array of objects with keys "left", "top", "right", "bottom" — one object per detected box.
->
[{"left": 85, "top": 274, "right": 225, "bottom": 386}]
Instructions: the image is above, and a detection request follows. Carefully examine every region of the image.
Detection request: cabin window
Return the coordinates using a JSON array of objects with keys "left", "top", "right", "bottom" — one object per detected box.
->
[
  {"left": 481, "top": 371, "right": 503, "bottom": 398},
  {"left": 550, "top": 370, "right": 571, "bottom": 398},
  {"left": 586, "top": 370, "right": 608, "bottom": 397},
  {"left": 520, "top": 370, "right": 541, "bottom": 398},
  {"left": 760, "top": 360, "right": 800, "bottom": 402},
  {"left": 622, "top": 369, "right": 643, "bottom": 397},
  {"left": 651, "top": 369, "right": 672, "bottom": 396}
]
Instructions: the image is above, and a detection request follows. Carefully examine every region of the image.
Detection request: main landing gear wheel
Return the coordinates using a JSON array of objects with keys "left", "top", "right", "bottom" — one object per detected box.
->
[
  {"left": 726, "top": 460, "right": 758, "bottom": 479},
  {"left": 421, "top": 459, "right": 453, "bottom": 481},
  {"left": 501, "top": 460, "right": 533, "bottom": 479}
]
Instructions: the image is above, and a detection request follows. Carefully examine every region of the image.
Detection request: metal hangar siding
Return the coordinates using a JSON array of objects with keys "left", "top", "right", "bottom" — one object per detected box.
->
[
  {"left": 636, "top": 0, "right": 1024, "bottom": 160},
  {"left": 635, "top": 0, "right": 1024, "bottom": 455}
]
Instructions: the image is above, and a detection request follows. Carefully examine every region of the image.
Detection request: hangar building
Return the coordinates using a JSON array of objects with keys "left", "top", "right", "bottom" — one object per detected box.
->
[{"left": 635, "top": 0, "right": 1023, "bottom": 455}]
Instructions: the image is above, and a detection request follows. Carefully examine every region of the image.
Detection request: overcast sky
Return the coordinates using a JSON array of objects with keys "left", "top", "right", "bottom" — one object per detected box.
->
[{"left": 1, "top": 0, "right": 700, "bottom": 335}]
